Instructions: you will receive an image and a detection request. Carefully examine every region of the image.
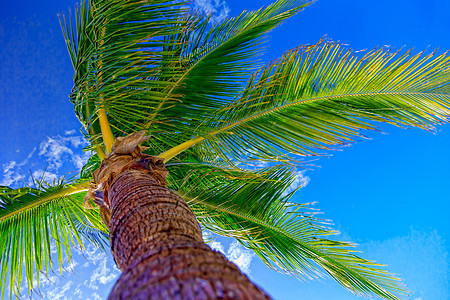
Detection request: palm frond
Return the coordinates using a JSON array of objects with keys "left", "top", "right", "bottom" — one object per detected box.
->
[
  {"left": 61, "top": 0, "right": 314, "bottom": 158},
  {"left": 143, "top": 0, "right": 313, "bottom": 153},
  {"left": 168, "top": 162, "right": 405, "bottom": 299},
  {"left": 60, "top": 0, "right": 190, "bottom": 150},
  {"left": 0, "top": 180, "right": 107, "bottom": 298},
  {"left": 161, "top": 40, "right": 450, "bottom": 164}
]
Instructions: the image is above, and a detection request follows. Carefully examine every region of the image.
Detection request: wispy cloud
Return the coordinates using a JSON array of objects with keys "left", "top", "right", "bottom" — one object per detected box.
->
[
  {"left": 73, "top": 284, "right": 83, "bottom": 298},
  {"left": 25, "top": 242, "right": 120, "bottom": 299},
  {"left": 89, "top": 257, "right": 120, "bottom": 289},
  {"left": 45, "top": 281, "right": 74, "bottom": 300},
  {"left": 39, "top": 137, "right": 74, "bottom": 170},
  {"left": 79, "top": 246, "right": 105, "bottom": 268},
  {"left": 0, "top": 169, "right": 26, "bottom": 186},
  {"left": 0, "top": 147, "right": 36, "bottom": 186},
  {"left": 78, "top": 244, "right": 120, "bottom": 292},
  {"left": 360, "top": 228, "right": 448, "bottom": 300},
  {"left": 192, "top": 0, "right": 230, "bottom": 23},
  {"left": 0, "top": 130, "right": 90, "bottom": 187},
  {"left": 38, "top": 134, "right": 88, "bottom": 171},
  {"left": 3, "top": 147, "right": 36, "bottom": 172},
  {"left": 72, "top": 152, "right": 91, "bottom": 171},
  {"left": 37, "top": 274, "right": 59, "bottom": 289},
  {"left": 88, "top": 293, "right": 102, "bottom": 300},
  {"left": 65, "top": 129, "right": 76, "bottom": 135},
  {"left": 284, "top": 170, "right": 310, "bottom": 196}
]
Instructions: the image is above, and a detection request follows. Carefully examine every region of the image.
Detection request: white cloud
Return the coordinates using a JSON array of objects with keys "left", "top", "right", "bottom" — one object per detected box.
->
[
  {"left": 39, "top": 137, "right": 74, "bottom": 170},
  {"left": 45, "top": 281, "right": 74, "bottom": 300},
  {"left": 88, "top": 293, "right": 102, "bottom": 300},
  {"left": 65, "top": 129, "right": 76, "bottom": 135},
  {"left": 73, "top": 284, "right": 83, "bottom": 298},
  {"left": 227, "top": 240, "right": 254, "bottom": 274},
  {"left": 5, "top": 147, "right": 36, "bottom": 172},
  {"left": 30, "top": 169, "right": 59, "bottom": 184},
  {"left": 72, "top": 152, "right": 92, "bottom": 171},
  {"left": 66, "top": 135, "right": 88, "bottom": 148},
  {"left": 1, "top": 130, "right": 90, "bottom": 187},
  {"left": 37, "top": 274, "right": 58, "bottom": 288},
  {"left": 38, "top": 132, "right": 88, "bottom": 171},
  {"left": 3, "top": 161, "right": 17, "bottom": 173},
  {"left": 209, "top": 240, "right": 226, "bottom": 253},
  {"left": 204, "top": 232, "right": 255, "bottom": 274},
  {"left": 253, "top": 160, "right": 270, "bottom": 168},
  {"left": 0, "top": 147, "right": 36, "bottom": 186},
  {"left": 360, "top": 228, "right": 448, "bottom": 300},
  {"left": 192, "top": 0, "right": 230, "bottom": 23},
  {"left": 78, "top": 244, "right": 107, "bottom": 266},
  {"left": 204, "top": 231, "right": 226, "bottom": 253},
  {"left": 0, "top": 169, "right": 25, "bottom": 186},
  {"left": 50, "top": 240, "right": 58, "bottom": 255},
  {"left": 284, "top": 170, "right": 310, "bottom": 196},
  {"left": 86, "top": 255, "right": 120, "bottom": 291}
]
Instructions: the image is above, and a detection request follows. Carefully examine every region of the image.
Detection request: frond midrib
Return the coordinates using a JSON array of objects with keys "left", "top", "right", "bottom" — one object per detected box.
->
[
  {"left": 0, "top": 182, "right": 89, "bottom": 222},
  {"left": 160, "top": 91, "right": 448, "bottom": 161},
  {"left": 216, "top": 91, "right": 450, "bottom": 134}
]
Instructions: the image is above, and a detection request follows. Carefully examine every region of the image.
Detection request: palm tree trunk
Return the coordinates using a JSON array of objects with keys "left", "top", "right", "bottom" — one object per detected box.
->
[{"left": 106, "top": 168, "right": 270, "bottom": 299}]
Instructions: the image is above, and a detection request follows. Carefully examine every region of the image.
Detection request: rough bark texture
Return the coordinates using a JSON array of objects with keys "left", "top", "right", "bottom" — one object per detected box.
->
[
  {"left": 83, "top": 132, "right": 270, "bottom": 299},
  {"left": 106, "top": 169, "right": 271, "bottom": 299}
]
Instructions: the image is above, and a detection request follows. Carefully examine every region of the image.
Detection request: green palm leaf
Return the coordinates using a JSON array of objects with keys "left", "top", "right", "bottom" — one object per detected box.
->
[
  {"left": 167, "top": 162, "right": 404, "bottom": 299},
  {"left": 44, "top": 1, "right": 450, "bottom": 299},
  {"left": 161, "top": 40, "right": 450, "bottom": 164},
  {"left": 0, "top": 180, "right": 107, "bottom": 298},
  {"left": 60, "top": 0, "right": 314, "bottom": 157},
  {"left": 60, "top": 0, "right": 190, "bottom": 149},
  {"left": 143, "top": 0, "right": 313, "bottom": 149}
]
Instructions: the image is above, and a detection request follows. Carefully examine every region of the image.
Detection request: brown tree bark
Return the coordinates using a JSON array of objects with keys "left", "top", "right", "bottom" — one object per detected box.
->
[
  {"left": 104, "top": 168, "right": 270, "bottom": 299},
  {"left": 83, "top": 132, "right": 270, "bottom": 299}
]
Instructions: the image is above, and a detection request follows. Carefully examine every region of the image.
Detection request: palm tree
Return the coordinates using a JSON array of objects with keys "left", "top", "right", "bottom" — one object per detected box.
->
[{"left": 1, "top": 0, "right": 450, "bottom": 298}]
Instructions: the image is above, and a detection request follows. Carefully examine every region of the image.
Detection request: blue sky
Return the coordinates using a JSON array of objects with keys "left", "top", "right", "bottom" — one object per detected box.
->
[{"left": 0, "top": 0, "right": 449, "bottom": 299}]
